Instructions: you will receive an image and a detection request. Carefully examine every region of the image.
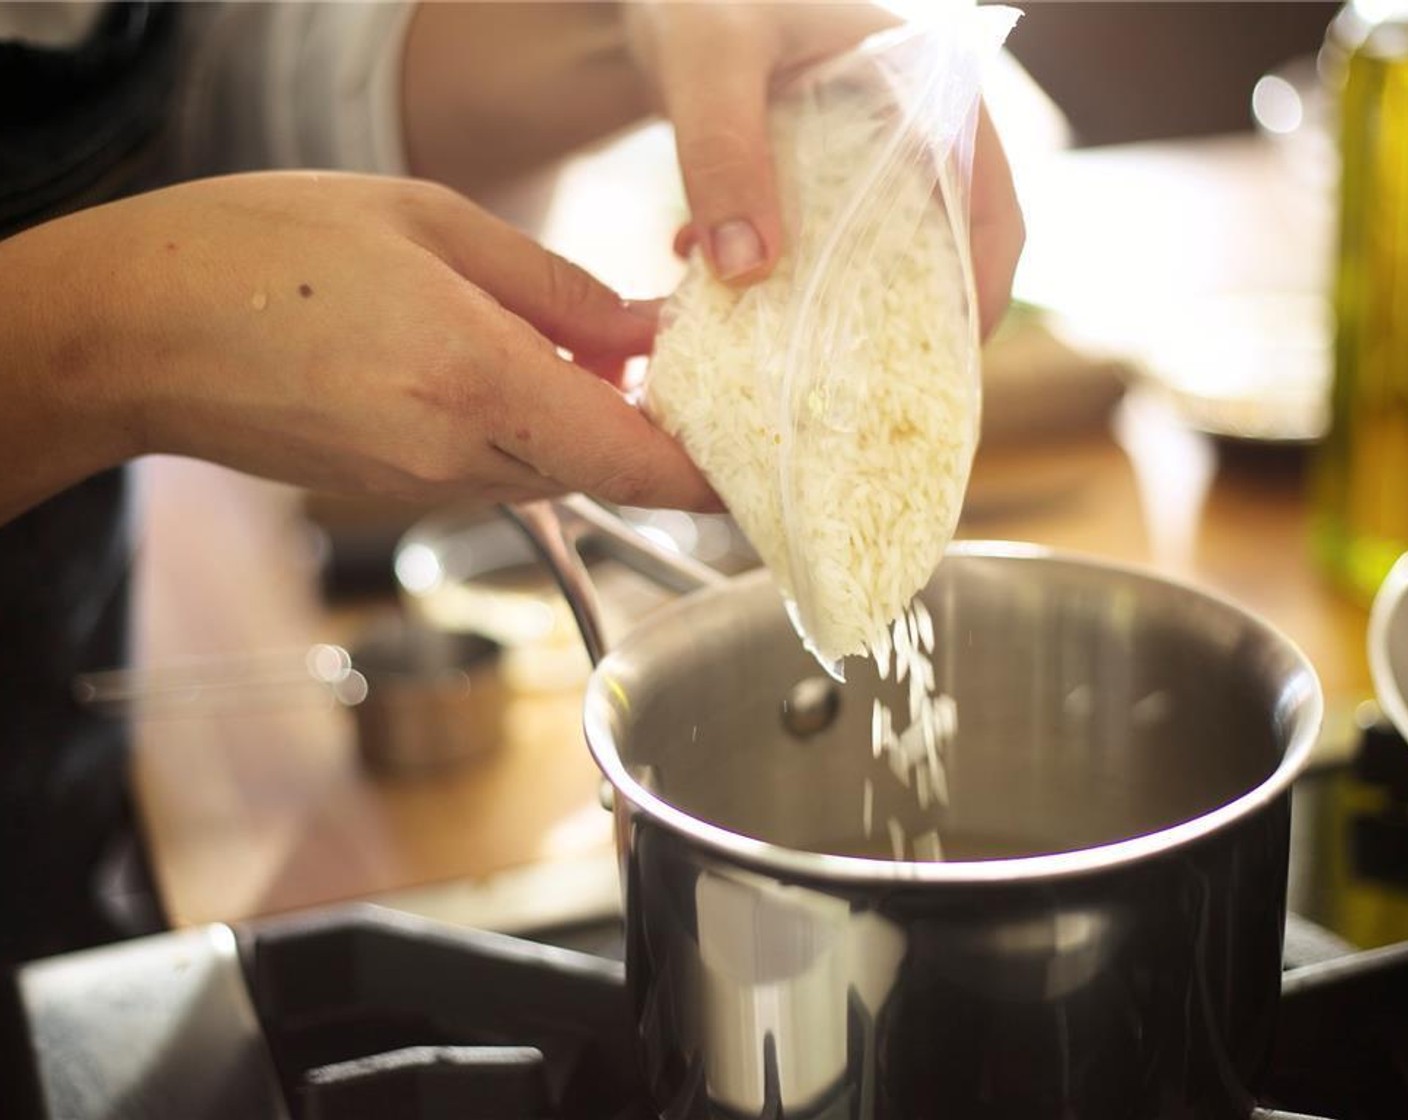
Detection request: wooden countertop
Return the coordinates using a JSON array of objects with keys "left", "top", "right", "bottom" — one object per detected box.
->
[{"left": 129, "top": 131, "right": 1373, "bottom": 930}]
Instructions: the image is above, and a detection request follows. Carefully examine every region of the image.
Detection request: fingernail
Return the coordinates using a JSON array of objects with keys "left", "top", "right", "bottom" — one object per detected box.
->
[
  {"left": 710, "top": 219, "right": 764, "bottom": 281},
  {"left": 623, "top": 297, "right": 666, "bottom": 322}
]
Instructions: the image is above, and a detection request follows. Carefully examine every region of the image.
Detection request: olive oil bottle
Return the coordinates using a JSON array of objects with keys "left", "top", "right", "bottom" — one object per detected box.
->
[{"left": 1315, "top": 5, "right": 1408, "bottom": 603}]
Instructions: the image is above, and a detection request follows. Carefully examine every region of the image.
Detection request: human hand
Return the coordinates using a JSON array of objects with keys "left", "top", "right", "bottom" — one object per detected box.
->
[
  {"left": 969, "top": 103, "right": 1025, "bottom": 340},
  {"left": 623, "top": 1, "right": 895, "bottom": 284},
  {"left": 398, "top": 2, "right": 1021, "bottom": 335},
  {"left": 625, "top": 1, "right": 1023, "bottom": 335},
  {"left": 0, "top": 172, "right": 718, "bottom": 521}
]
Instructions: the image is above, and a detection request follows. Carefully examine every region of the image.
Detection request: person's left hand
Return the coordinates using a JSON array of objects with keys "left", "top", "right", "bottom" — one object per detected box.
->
[{"left": 622, "top": 1, "right": 898, "bottom": 285}]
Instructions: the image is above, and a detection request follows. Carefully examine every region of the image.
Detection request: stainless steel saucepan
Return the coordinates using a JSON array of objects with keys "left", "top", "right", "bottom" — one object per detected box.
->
[{"left": 508, "top": 497, "right": 1322, "bottom": 1120}]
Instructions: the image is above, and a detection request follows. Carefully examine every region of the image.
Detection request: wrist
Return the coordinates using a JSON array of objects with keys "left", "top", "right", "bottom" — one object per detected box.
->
[{"left": 0, "top": 211, "right": 146, "bottom": 518}]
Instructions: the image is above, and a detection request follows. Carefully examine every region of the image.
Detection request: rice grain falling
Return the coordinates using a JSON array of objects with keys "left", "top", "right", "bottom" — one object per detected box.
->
[
  {"left": 645, "top": 51, "right": 980, "bottom": 862},
  {"left": 865, "top": 598, "right": 959, "bottom": 861},
  {"left": 913, "top": 829, "right": 945, "bottom": 862},
  {"left": 887, "top": 817, "right": 907, "bottom": 862}
]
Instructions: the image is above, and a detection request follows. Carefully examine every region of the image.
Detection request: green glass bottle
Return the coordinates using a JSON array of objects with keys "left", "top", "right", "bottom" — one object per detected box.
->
[{"left": 1315, "top": 3, "right": 1408, "bottom": 603}]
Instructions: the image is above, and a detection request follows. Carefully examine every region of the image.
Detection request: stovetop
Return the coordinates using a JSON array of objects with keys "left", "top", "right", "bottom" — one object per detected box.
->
[
  {"left": 5, "top": 900, "right": 1408, "bottom": 1120},
  {"left": 8, "top": 719, "right": 1408, "bottom": 1120}
]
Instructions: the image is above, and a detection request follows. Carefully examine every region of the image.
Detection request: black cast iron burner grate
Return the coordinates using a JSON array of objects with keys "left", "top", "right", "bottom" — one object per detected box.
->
[
  {"left": 237, "top": 907, "right": 1408, "bottom": 1120},
  {"left": 10, "top": 904, "right": 1408, "bottom": 1120},
  {"left": 244, "top": 909, "right": 651, "bottom": 1120}
]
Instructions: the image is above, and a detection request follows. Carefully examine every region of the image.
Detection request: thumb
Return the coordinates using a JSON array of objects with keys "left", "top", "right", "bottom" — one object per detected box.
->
[{"left": 655, "top": 25, "right": 783, "bottom": 285}]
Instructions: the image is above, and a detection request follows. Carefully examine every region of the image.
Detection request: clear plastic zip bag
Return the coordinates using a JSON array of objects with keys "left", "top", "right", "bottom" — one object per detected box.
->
[{"left": 647, "top": 6, "right": 1019, "bottom": 674}]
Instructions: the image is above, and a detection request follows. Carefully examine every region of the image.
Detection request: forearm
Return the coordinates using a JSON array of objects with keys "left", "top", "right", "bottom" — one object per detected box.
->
[
  {"left": 401, "top": 2, "right": 653, "bottom": 196},
  {"left": 0, "top": 218, "right": 141, "bottom": 524}
]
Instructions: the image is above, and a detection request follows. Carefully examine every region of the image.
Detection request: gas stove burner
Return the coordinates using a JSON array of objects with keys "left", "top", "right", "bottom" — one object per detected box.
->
[
  {"left": 6, "top": 905, "right": 1408, "bottom": 1120},
  {"left": 250, "top": 908, "right": 651, "bottom": 1120},
  {"left": 1258, "top": 941, "right": 1408, "bottom": 1120}
]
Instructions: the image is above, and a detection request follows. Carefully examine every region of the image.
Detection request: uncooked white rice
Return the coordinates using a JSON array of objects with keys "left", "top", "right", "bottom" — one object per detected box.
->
[
  {"left": 647, "top": 67, "right": 979, "bottom": 863},
  {"left": 869, "top": 597, "right": 956, "bottom": 857},
  {"left": 646, "top": 76, "right": 979, "bottom": 667},
  {"left": 886, "top": 817, "right": 907, "bottom": 862}
]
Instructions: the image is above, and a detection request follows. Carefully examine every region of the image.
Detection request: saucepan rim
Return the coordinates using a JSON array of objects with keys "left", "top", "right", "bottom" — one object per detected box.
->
[{"left": 582, "top": 540, "right": 1323, "bottom": 885}]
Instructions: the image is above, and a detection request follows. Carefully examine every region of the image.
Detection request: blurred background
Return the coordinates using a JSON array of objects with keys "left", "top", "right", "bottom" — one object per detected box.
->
[{"left": 1006, "top": 1, "right": 1339, "bottom": 143}]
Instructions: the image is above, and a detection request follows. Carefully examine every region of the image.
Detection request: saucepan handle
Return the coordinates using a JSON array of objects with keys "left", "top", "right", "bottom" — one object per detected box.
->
[{"left": 501, "top": 495, "right": 728, "bottom": 668}]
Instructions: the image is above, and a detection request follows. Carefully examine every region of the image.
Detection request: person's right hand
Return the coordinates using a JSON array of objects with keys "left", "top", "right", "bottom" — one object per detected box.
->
[
  {"left": 621, "top": 2, "right": 1022, "bottom": 336},
  {"left": 0, "top": 172, "right": 717, "bottom": 523}
]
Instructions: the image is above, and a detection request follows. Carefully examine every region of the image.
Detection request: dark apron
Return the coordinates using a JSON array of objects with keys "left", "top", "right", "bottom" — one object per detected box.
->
[{"left": 0, "top": 1, "right": 181, "bottom": 966}]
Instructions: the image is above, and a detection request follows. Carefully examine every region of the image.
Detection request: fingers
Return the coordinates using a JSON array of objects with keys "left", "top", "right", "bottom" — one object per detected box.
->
[
  {"left": 673, "top": 224, "right": 700, "bottom": 260},
  {"left": 403, "top": 185, "right": 714, "bottom": 510},
  {"left": 670, "top": 99, "right": 1023, "bottom": 341},
  {"left": 969, "top": 104, "right": 1025, "bottom": 340},
  {"left": 407, "top": 184, "right": 659, "bottom": 365},
  {"left": 650, "top": 11, "right": 782, "bottom": 285},
  {"left": 636, "top": 3, "right": 899, "bottom": 286},
  {"left": 489, "top": 315, "right": 722, "bottom": 513},
  {"left": 475, "top": 446, "right": 570, "bottom": 504}
]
